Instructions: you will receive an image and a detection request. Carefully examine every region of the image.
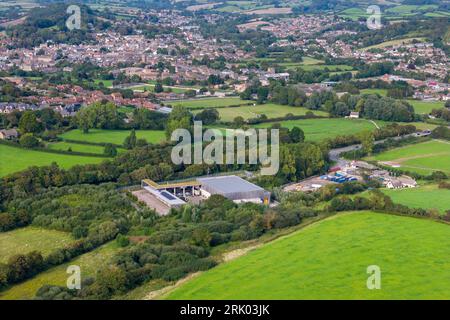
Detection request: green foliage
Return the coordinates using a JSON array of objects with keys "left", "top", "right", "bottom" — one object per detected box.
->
[{"left": 19, "top": 134, "right": 39, "bottom": 148}]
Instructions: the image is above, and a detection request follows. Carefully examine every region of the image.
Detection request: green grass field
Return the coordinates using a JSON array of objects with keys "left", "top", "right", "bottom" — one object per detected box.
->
[
  {"left": 0, "top": 242, "right": 120, "bottom": 300},
  {"left": 253, "top": 118, "right": 381, "bottom": 141},
  {"left": 0, "top": 227, "right": 73, "bottom": 264},
  {"left": 407, "top": 100, "right": 445, "bottom": 114},
  {"left": 382, "top": 184, "right": 450, "bottom": 214},
  {"left": 366, "top": 140, "right": 450, "bottom": 175},
  {"left": 0, "top": 144, "right": 106, "bottom": 177},
  {"left": 362, "top": 37, "right": 426, "bottom": 51},
  {"left": 47, "top": 141, "right": 122, "bottom": 155},
  {"left": 59, "top": 129, "right": 165, "bottom": 145},
  {"left": 167, "top": 211, "right": 450, "bottom": 299},
  {"left": 194, "top": 104, "right": 328, "bottom": 122},
  {"left": 168, "top": 97, "right": 252, "bottom": 109},
  {"left": 361, "top": 89, "right": 388, "bottom": 96}
]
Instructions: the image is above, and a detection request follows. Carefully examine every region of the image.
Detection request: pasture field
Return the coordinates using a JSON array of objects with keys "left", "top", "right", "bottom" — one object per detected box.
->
[
  {"left": 59, "top": 129, "right": 165, "bottom": 145},
  {"left": 47, "top": 141, "right": 120, "bottom": 155},
  {"left": 166, "top": 211, "right": 450, "bottom": 299},
  {"left": 382, "top": 184, "right": 450, "bottom": 214},
  {"left": 253, "top": 118, "right": 382, "bottom": 141},
  {"left": 0, "top": 242, "right": 120, "bottom": 300},
  {"left": 93, "top": 79, "right": 113, "bottom": 88},
  {"left": 289, "top": 63, "right": 354, "bottom": 72},
  {"left": 0, "top": 144, "right": 106, "bottom": 177},
  {"left": 361, "top": 89, "right": 388, "bottom": 96},
  {"left": 194, "top": 104, "right": 328, "bottom": 122},
  {"left": 362, "top": 37, "right": 426, "bottom": 51},
  {"left": 366, "top": 140, "right": 450, "bottom": 175},
  {"left": 168, "top": 97, "right": 252, "bottom": 109},
  {"left": 406, "top": 100, "right": 445, "bottom": 114},
  {"left": 0, "top": 227, "right": 73, "bottom": 264}
]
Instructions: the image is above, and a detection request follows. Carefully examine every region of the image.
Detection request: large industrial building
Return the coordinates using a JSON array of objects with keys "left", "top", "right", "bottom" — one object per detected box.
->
[{"left": 138, "top": 175, "right": 270, "bottom": 215}]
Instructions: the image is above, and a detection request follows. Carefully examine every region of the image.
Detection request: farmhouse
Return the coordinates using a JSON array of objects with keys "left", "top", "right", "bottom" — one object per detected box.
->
[
  {"left": 0, "top": 128, "right": 19, "bottom": 140},
  {"left": 385, "top": 176, "right": 417, "bottom": 189},
  {"left": 139, "top": 175, "right": 270, "bottom": 214}
]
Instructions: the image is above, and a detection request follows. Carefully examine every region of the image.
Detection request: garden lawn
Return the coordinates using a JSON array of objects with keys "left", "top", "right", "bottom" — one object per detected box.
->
[
  {"left": 167, "top": 211, "right": 450, "bottom": 299},
  {"left": 0, "top": 144, "right": 106, "bottom": 177},
  {"left": 194, "top": 104, "right": 328, "bottom": 122},
  {"left": 253, "top": 118, "right": 382, "bottom": 141},
  {"left": 382, "top": 184, "right": 450, "bottom": 214},
  {"left": 0, "top": 242, "right": 120, "bottom": 300},
  {"left": 0, "top": 227, "right": 73, "bottom": 264},
  {"left": 59, "top": 129, "right": 165, "bottom": 145},
  {"left": 366, "top": 140, "right": 450, "bottom": 175},
  {"left": 168, "top": 97, "right": 252, "bottom": 109}
]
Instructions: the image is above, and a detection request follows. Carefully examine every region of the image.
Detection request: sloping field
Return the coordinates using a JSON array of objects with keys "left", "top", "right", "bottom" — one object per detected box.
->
[
  {"left": 59, "top": 129, "right": 165, "bottom": 145},
  {"left": 0, "top": 227, "right": 73, "bottom": 264},
  {"left": 367, "top": 140, "right": 450, "bottom": 175},
  {"left": 406, "top": 100, "right": 445, "bottom": 114},
  {"left": 0, "top": 144, "right": 105, "bottom": 177},
  {"left": 166, "top": 211, "right": 450, "bottom": 299},
  {"left": 0, "top": 242, "right": 119, "bottom": 300},
  {"left": 382, "top": 184, "right": 450, "bottom": 214}
]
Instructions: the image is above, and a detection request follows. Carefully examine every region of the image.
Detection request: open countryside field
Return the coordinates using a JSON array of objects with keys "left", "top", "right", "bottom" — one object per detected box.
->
[
  {"left": 407, "top": 100, "right": 445, "bottom": 114},
  {"left": 366, "top": 140, "right": 450, "bottom": 175},
  {"left": 0, "top": 227, "right": 73, "bottom": 264},
  {"left": 194, "top": 104, "right": 328, "bottom": 122},
  {"left": 361, "top": 88, "right": 388, "bottom": 96},
  {"left": 47, "top": 141, "right": 123, "bottom": 155},
  {"left": 0, "top": 144, "right": 106, "bottom": 177},
  {"left": 382, "top": 184, "right": 450, "bottom": 214},
  {"left": 168, "top": 97, "right": 252, "bottom": 109},
  {"left": 59, "top": 129, "right": 165, "bottom": 145},
  {"left": 362, "top": 37, "right": 426, "bottom": 51},
  {"left": 254, "top": 118, "right": 382, "bottom": 141},
  {"left": 166, "top": 211, "right": 450, "bottom": 299},
  {"left": 0, "top": 242, "right": 120, "bottom": 300}
]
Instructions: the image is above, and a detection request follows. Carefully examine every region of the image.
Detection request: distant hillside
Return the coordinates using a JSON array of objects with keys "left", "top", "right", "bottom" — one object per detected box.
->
[{"left": 5, "top": 3, "right": 111, "bottom": 49}]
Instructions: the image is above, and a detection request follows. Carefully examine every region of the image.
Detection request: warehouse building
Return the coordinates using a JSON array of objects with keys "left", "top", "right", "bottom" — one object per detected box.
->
[
  {"left": 197, "top": 176, "right": 270, "bottom": 204},
  {"left": 139, "top": 175, "right": 270, "bottom": 214}
]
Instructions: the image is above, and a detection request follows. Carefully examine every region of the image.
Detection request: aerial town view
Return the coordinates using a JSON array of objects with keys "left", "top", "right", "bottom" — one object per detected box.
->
[{"left": 0, "top": 0, "right": 449, "bottom": 308}]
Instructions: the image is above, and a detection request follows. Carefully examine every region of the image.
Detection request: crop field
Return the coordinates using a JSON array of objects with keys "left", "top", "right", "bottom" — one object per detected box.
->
[
  {"left": 382, "top": 184, "right": 450, "bottom": 214},
  {"left": 166, "top": 211, "right": 450, "bottom": 299},
  {"left": 194, "top": 104, "right": 328, "bottom": 122},
  {"left": 366, "top": 140, "right": 450, "bottom": 175},
  {"left": 168, "top": 97, "right": 252, "bottom": 109},
  {"left": 0, "top": 144, "right": 106, "bottom": 177},
  {"left": 59, "top": 129, "right": 165, "bottom": 145},
  {"left": 253, "top": 118, "right": 382, "bottom": 141},
  {"left": 0, "top": 227, "right": 73, "bottom": 264},
  {"left": 0, "top": 242, "right": 120, "bottom": 300}
]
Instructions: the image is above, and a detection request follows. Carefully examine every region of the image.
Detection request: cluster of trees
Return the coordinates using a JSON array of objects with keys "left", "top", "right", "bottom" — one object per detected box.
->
[
  {"left": 0, "top": 80, "right": 35, "bottom": 102},
  {"left": 35, "top": 193, "right": 319, "bottom": 299},
  {"left": 430, "top": 108, "right": 450, "bottom": 122},
  {"left": 6, "top": 4, "right": 102, "bottom": 49},
  {"left": 431, "top": 126, "right": 450, "bottom": 140}
]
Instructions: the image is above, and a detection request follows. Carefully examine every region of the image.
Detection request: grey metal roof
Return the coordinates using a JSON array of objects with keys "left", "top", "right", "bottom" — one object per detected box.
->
[{"left": 197, "top": 175, "right": 263, "bottom": 195}]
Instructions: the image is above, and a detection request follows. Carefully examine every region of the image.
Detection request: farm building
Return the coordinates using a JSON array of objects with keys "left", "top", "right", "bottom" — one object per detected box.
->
[{"left": 0, "top": 128, "right": 19, "bottom": 140}]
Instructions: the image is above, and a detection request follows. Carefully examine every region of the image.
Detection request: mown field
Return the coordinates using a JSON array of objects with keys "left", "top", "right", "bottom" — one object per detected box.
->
[
  {"left": 194, "top": 104, "right": 328, "bottom": 122},
  {"left": 407, "top": 100, "right": 445, "bottom": 114},
  {"left": 253, "top": 118, "right": 382, "bottom": 141},
  {"left": 382, "top": 184, "right": 450, "bottom": 214},
  {"left": 0, "top": 242, "right": 120, "bottom": 300},
  {"left": 168, "top": 97, "right": 252, "bottom": 109},
  {"left": 47, "top": 141, "right": 123, "bottom": 155},
  {"left": 166, "top": 211, "right": 450, "bottom": 299},
  {"left": 0, "top": 227, "right": 73, "bottom": 264},
  {"left": 59, "top": 129, "right": 166, "bottom": 145},
  {"left": 0, "top": 144, "right": 106, "bottom": 177},
  {"left": 366, "top": 140, "right": 450, "bottom": 175}
]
